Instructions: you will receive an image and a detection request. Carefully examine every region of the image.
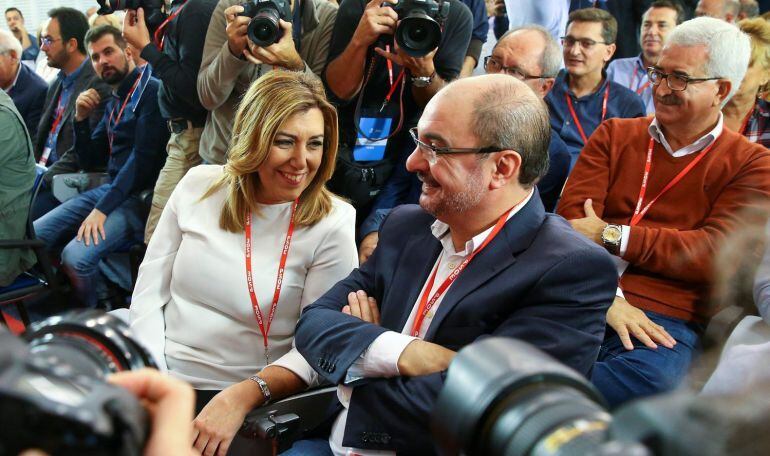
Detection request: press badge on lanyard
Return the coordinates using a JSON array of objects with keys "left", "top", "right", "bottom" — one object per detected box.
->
[{"left": 353, "top": 114, "right": 394, "bottom": 161}]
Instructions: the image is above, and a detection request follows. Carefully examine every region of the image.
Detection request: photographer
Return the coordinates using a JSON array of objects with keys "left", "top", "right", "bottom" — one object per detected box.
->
[
  {"left": 196, "top": 0, "right": 338, "bottom": 165},
  {"left": 121, "top": 0, "right": 218, "bottom": 243},
  {"left": 322, "top": 0, "right": 472, "bottom": 226}
]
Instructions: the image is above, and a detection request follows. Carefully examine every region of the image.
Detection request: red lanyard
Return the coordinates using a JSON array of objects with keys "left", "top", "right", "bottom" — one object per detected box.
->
[
  {"left": 245, "top": 199, "right": 298, "bottom": 364},
  {"left": 565, "top": 83, "right": 610, "bottom": 145},
  {"left": 108, "top": 71, "right": 144, "bottom": 155},
  {"left": 410, "top": 195, "right": 528, "bottom": 337},
  {"left": 630, "top": 136, "right": 719, "bottom": 226},
  {"left": 153, "top": 2, "right": 188, "bottom": 51},
  {"left": 739, "top": 101, "right": 756, "bottom": 136},
  {"left": 381, "top": 68, "right": 405, "bottom": 112},
  {"left": 39, "top": 96, "right": 66, "bottom": 165},
  {"left": 630, "top": 65, "right": 651, "bottom": 95}
]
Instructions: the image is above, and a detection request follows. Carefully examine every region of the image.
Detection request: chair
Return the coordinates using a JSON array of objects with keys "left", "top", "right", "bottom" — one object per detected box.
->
[{"left": 0, "top": 169, "right": 61, "bottom": 331}]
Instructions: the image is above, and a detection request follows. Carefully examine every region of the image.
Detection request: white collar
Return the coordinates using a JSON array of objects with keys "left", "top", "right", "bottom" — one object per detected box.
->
[{"left": 648, "top": 113, "right": 723, "bottom": 158}]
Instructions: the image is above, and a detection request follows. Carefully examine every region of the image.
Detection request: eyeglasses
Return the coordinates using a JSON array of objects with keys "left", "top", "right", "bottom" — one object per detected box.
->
[
  {"left": 483, "top": 56, "right": 545, "bottom": 81},
  {"left": 40, "top": 36, "right": 61, "bottom": 47},
  {"left": 560, "top": 36, "right": 610, "bottom": 50},
  {"left": 647, "top": 67, "right": 721, "bottom": 91},
  {"left": 409, "top": 127, "right": 502, "bottom": 164}
]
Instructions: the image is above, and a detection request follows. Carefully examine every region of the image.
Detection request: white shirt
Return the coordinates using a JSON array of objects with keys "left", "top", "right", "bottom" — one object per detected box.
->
[
  {"left": 329, "top": 190, "right": 534, "bottom": 456},
  {"left": 130, "top": 165, "right": 358, "bottom": 389},
  {"left": 614, "top": 114, "right": 723, "bottom": 297}
]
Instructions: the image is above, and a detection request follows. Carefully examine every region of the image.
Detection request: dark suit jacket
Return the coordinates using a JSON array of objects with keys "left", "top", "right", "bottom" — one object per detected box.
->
[
  {"left": 7, "top": 63, "right": 47, "bottom": 139},
  {"left": 33, "top": 60, "right": 111, "bottom": 183},
  {"left": 295, "top": 194, "right": 618, "bottom": 454}
]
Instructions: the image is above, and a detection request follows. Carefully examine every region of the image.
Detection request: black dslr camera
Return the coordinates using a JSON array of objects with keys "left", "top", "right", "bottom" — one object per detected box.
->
[
  {"left": 239, "top": 0, "right": 292, "bottom": 47},
  {"left": 390, "top": 0, "right": 450, "bottom": 57},
  {"left": 96, "top": 0, "right": 168, "bottom": 33},
  {"left": 0, "top": 311, "right": 158, "bottom": 455}
]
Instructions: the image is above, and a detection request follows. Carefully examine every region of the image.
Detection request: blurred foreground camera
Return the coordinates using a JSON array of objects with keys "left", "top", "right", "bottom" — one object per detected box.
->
[
  {"left": 0, "top": 311, "right": 157, "bottom": 456},
  {"left": 95, "top": 0, "right": 168, "bottom": 33},
  {"left": 239, "top": 0, "right": 292, "bottom": 47},
  {"left": 434, "top": 338, "right": 770, "bottom": 456},
  {"left": 390, "top": 0, "right": 450, "bottom": 57}
]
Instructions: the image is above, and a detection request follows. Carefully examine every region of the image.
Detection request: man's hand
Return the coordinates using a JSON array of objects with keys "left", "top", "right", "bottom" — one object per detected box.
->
[
  {"left": 109, "top": 369, "right": 197, "bottom": 456},
  {"left": 122, "top": 8, "right": 152, "bottom": 51},
  {"left": 352, "top": 0, "right": 399, "bottom": 49},
  {"left": 568, "top": 199, "right": 606, "bottom": 245},
  {"left": 359, "top": 232, "right": 379, "bottom": 264},
  {"left": 607, "top": 296, "right": 676, "bottom": 351},
  {"left": 343, "top": 290, "right": 381, "bottom": 325},
  {"left": 77, "top": 209, "right": 107, "bottom": 246},
  {"left": 397, "top": 340, "right": 456, "bottom": 376},
  {"left": 192, "top": 380, "right": 263, "bottom": 456},
  {"left": 224, "top": 4, "right": 251, "bottom": 57},
  {"left": 75, "top": 89, "right": 101, "bottom": 122},
  {"left": 493, "top": 0, "right": 506, "bottom": 16},
  {"left": 374, "top": 41, "right": 437, "bottom": 78},
  {"left": 242, "top": 20, "right": 304, "bottom": 70}
]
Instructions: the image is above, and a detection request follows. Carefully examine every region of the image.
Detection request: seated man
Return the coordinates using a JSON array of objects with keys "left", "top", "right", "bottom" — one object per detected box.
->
[
  {"left": 290, "top": 74, "right": 618, "bottom": 455},
  {"left": 545, "top": 7, "right": 646, "bottom": 169},
  {"left": 607, "top": 1, "right": 684, "bottom": 115},
  {"left": 4, "top": 7, "right": 39, "bottom": 62},
  {"left": 0, "top": 90, "right": 36, "bottom": 287},
  {"left": 33, "top": 25, "right": 168, "bottom": 309},
  {"left": 557, "top": 17, "right": 770, "bottom": 407},
  {"left": 0, "top": 30, "right": 47, "bottom": 138}
]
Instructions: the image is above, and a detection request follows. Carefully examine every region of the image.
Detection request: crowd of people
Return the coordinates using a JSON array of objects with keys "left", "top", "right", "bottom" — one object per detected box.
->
[{"left": 2, "top": 0, "right": 770, "bottom": 454}]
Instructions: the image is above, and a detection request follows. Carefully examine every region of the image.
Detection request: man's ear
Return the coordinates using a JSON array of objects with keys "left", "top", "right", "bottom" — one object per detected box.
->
[
  {"left": 490, "top": 149, "right": 522, "bottom": 190},
  {"left": 604, "top": 43, "right": 617, "bottom": 63},
  {"left": 715, "top": 79, "right": 732, "bottom": 107}
]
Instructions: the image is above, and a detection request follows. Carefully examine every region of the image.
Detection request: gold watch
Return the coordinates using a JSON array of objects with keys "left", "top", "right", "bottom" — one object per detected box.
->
[{"left": 601, "top": 224, "right": 622, "bottom": 255}]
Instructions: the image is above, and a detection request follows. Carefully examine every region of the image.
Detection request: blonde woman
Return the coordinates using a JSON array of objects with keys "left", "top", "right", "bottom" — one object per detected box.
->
[
  {"left": 723, "top": 17, "right": 770, "bottom": 147},
  {"left": 129, "top": 71, "right": 357, "bottom": 455}
]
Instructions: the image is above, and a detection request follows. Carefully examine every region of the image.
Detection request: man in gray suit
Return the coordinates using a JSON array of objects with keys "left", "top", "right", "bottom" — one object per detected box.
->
[{"left": 32, "top": 7, "right": 111, "bottom": 220}]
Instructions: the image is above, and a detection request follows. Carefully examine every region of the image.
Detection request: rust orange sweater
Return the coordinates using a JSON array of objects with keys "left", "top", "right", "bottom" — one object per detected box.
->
[{"left": 558, "top": 117, "right": 770, "bottom": 322}]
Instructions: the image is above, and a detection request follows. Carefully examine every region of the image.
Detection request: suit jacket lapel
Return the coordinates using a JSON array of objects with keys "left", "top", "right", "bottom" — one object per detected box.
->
[
  {"left": 424, "top": 194, "right": 547, "bottom": 341},
  {"left": 381, "top": 231, "right": 442, "bottom": 334}
]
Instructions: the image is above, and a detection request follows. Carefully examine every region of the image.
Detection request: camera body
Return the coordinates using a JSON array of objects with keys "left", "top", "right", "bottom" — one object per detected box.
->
[
  {"left": 239, "top": 0, "right": 292, "bottom": 48},
  {"left": 389, "top": 0, "right": 450, "bottom": 57},
  {"left": 0, "top": 311, "right": 157, "bottom": 455},
  {"left": 96, "top": 0, "right": 168, "bottom": 33}
]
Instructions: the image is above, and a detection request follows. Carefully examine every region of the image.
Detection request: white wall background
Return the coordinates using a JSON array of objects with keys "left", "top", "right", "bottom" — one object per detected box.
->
[{"left": 1, "top": 1, "right": 99, "bottom": 35}]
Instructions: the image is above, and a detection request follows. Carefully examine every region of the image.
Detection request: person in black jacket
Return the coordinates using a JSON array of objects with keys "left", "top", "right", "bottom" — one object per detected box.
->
[{"left": 0, "top": 29, "right": 47, "bottom": 138}]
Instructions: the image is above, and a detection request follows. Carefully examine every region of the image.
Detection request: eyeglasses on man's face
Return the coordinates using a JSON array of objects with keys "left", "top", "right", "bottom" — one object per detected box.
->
[
  {"left": 409, "top": 127, "right": 502, "bottom": 165},
  {"left": 560, "top": 35, "right": 610, "bottom": 50},
  {"left": 484, "top": 56, "right": 544, "bottom": 81},
  {"left": 40, "top": 36, "right": 62, "bottom": 47},
  {"left": 647, "top": 67, "right": 721, "bottom": 91}
]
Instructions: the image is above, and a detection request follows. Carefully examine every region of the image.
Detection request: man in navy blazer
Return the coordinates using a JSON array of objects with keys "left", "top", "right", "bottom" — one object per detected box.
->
[
  {"left": 289, "top": 75, "right": 618, "bottom": 455},
  {"left": 0, "top": 30, "right": 47, "bottom": 138}
]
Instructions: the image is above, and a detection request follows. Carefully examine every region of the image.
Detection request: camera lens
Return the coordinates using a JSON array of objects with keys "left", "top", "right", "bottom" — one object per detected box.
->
[
  {"left": 248, "top": 9, "right": 281, "bottom": 47},
  {"left": 396, "top": 15, "right": 441, "bottom": 57},
  {"left": 24, "top": 310, "right": 157, "bottom": 380}
]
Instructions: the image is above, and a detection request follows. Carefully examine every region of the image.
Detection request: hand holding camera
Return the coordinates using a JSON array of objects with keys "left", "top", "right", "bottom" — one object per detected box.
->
[
  {"left": 225, "top": 1, "right": 303, "bottom": 70},
  {"left": 375, "top": 40, "right": 437, "bottom": 79},
  {"left": 243, "top": 19, "right": 304, "bottom": 70},
  {"left": 122, "top": 8, "right": 153, "bottom": 51},
  {"left": 353, "top": 0, "right": 399, "bottom": 49}
]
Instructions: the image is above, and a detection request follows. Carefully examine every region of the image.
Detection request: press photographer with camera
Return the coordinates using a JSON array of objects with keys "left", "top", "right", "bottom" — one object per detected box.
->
[
  {"left": 115, "top": 0, "right": 218, "bottom": 243},
  {"left": 322, "top": 0, "right": 472, "bottom": 228},
  {"left": 196, "top": 0, "right": 338, "bottom": 166}
]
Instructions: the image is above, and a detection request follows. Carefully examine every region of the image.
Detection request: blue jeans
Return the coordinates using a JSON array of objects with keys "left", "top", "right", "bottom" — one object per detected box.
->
[
  {"left": 280, "top": 439, "right": 333, "bottom": 456},
  {"left": 33, "top": 184, "right": 144, "bottom": 308},
  {"left": 591, "top": 310, "right": 703, "bottom": 408}
]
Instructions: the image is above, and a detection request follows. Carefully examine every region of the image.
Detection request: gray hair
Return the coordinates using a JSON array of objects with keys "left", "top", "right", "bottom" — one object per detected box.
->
[
  {"left": 496, "top": 25, "right": 563, "bottom": 78},
  {"left": 665, "top": 16, "right": 751, "bottom": 104},
  {"left": 739, "top": 0, "right": 759, "bottom": 18},
  {"left": 0, "top": 29, "right": 22, "bottom": 57},
  {"left": 471, "top": 79, "right": 551, "bottom": 187},
  {"left": 726, "top": 0, "right": 741, "bottom": 17}
]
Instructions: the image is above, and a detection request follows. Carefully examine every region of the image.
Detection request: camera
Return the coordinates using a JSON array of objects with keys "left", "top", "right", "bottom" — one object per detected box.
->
[
  {"left": 390, "top": 0, "right": 450, "bottom": 57},
  {"left": 0, "top": 310, "right": 158, "bottom": 455},
  {"left": 433, "top": 338, "right": 770, "bottom": 455},
  {"left": 96, "top": 0, "right": 168, "bottom": 33},
  {"left": 239, "top": 0, "right": 292, "bottom": 48}
]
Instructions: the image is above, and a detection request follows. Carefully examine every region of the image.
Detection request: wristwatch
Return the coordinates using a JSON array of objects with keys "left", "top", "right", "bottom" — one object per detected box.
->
[
  {"left": 601, "top": 224, "right": 622, "bottom": 255},
  {"left": 411, "top": 71, "right": 436, "bottom": 88},
  {"left": 249, "top": 374, "right": 272, "bottom": 405}
]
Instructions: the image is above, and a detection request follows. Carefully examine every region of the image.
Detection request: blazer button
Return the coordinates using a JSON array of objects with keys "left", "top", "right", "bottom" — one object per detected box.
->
[
  {"left": 317, "top": 357, "right": 324, "bottom": 368},
  {"left": 361, "top": 432, "right": 370, "bottom": 443},
  {"left": 381, "top": 433, "right": 391, "bottom": 444}
]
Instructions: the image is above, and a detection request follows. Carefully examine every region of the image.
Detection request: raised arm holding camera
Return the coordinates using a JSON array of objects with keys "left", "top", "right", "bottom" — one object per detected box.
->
[{"left": 196, "top": 0, "right": 338, "bottom": 166}]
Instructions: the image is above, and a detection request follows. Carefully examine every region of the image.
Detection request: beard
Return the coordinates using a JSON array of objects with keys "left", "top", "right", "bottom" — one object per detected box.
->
[
  {"left": 45, "top": 48, "right": 68, "bottom": 69},
  {"left": 418, "top": 165, "right": 486, "bottom": 219},
  {"left": 101, "top": 61, "right": 129, "bottom": 85}
]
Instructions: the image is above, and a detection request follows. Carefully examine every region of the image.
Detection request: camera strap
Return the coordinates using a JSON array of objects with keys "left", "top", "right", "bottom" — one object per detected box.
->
[
  {"left": 352, "top": 49, "right": 406, "bottom": 142},
  {"left": 244, "top": 199, "right": 299, "bottom": 366},
  {"left": 153, "top": 1, "right": 188, "bottom": 51}
]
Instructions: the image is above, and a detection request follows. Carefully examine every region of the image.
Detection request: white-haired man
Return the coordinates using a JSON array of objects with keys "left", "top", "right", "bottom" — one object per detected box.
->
[
  {"left": 0, "top": 29, "right": 47, "bottom": 137},
  {"left": 558, "top": 17, "right": 770, "bottom": 407},
  {"left": 695, "top": 0, "right": 741, "bottom": 22}
]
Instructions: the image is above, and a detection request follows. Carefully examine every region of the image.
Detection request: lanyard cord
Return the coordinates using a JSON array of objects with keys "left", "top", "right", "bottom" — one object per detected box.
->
[{"left": 565, "top": 83, "right": 610, "bottom": 145}]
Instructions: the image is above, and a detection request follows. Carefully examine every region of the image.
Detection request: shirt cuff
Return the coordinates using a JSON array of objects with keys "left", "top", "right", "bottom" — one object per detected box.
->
[
  {"left": 343, "top": 331, "right": 417, "bottom": 385},
  {"left": 620, "top": 225, "right": 631, "bottom": 257},
  {"left": 615, "top": 286, "right": 625, "bottom": 299},
  {"left": 269, "top": 347, "right": 319, "bottom": 388}
]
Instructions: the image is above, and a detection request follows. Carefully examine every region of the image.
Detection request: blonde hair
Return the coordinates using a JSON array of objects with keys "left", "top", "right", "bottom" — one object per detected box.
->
[
  {"left": 88, "top": 13, "right": 122, "bottom": 30},
  {"left": 739, "top": 17, "right": 770, "bottom": 70},
  {"left": 203, "top": 71, "right": 339, "bottom": 232}
]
